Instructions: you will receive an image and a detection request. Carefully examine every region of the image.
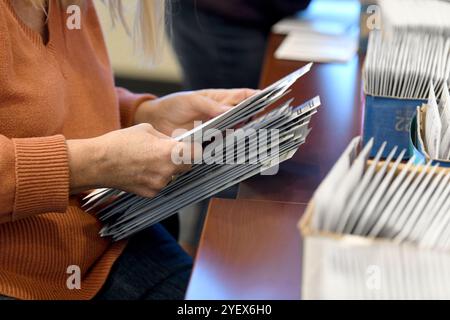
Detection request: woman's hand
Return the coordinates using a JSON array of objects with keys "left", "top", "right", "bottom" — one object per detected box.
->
[
  {"left": 67, "top": 124, "right": 192, "bottom": 198},
  {"left": 134, "top": 89, "right": 257, "bottom": 136}
]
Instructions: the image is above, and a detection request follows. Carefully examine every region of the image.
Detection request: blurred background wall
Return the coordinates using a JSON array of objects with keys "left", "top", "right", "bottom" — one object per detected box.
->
[{"left": 95, "top": 0, "right": 183, "bottom": 96}]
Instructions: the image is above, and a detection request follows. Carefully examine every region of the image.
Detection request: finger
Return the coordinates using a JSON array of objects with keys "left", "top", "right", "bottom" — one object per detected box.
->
[
  {"left": 139, "top": 188, "right": 159, "bottom": 199},
  {"left": 198, "top": 89, "right": 258, "bottom": 105},
  {"left": 193, "top": 95, "right": 231, "bottom": 119},
  {"left": 174, "top": 162, "right": 192, "bottom": 174},
  {"left": 225, "top": 88, "right": 259, "bottom": 105}
]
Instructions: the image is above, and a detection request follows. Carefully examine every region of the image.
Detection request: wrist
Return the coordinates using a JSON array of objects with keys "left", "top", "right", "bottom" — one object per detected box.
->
[
  {"left": 67, "top": 137, "right": 106, "bottom": 193},
  {"left": 134, "top": 99, "right": 159, "bottom": 125}
]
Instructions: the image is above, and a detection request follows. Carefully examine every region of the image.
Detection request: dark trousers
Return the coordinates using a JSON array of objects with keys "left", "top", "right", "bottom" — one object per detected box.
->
[
  {"left": 95, "top": 224, "right": 192, "bottom": 300},
  {"left": 169, "top": 0, "right": 270, "bottom": 90}
]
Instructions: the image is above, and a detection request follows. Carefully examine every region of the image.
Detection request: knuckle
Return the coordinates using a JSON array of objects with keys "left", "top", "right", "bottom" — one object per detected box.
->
[
  {"left": 163, "top": 164, "right": 178, "bottom": 176},
  {"left": 165, "top": 152, "right": 178, "bottom": 166},
  {"left": 166, "top": 141, "right": 180, "bottom": 155},
  {"left": 153, "top": 175, "right": 169, "bottom": 190}
]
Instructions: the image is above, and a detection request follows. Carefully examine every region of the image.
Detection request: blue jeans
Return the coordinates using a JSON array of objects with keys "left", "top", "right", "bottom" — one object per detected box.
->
[
  {"left": 169, "top": 0, "right": 269, "bottom": 90},
  {"left": 0, "top": 224, "right": 193, "bottom": 300}
]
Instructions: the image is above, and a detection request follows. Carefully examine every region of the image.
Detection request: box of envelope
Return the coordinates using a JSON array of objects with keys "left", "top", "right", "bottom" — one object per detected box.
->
[
  {"left": 299, "top": 208, "right": 450, "bottom": 300},
  {"left": 298, "top": 137, "right": 450, "bottom": 299}
]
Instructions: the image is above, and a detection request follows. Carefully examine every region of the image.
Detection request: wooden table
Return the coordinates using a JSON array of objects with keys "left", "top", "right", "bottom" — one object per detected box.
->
[
  {"left": 186, "top": 34, "right": 363, "bottom": 300},
  {"left": 186, "top": 199, "right": 307, "bottom": 300}
]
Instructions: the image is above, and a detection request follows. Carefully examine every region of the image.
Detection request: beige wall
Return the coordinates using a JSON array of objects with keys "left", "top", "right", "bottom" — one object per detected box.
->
[{"left": 94, "top": 0, "right": 182, "bottom": 83}]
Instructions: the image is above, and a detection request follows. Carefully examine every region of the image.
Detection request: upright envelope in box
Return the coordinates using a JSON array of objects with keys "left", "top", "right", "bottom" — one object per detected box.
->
[{"left": 409, "top": 96, "right": 450, "bottom": 168}]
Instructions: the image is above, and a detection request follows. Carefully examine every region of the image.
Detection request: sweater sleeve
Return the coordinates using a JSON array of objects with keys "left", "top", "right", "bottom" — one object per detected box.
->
[
  {"left": 116, "top": 87, "right": 157, "bottom": 128},
  {"left": 0, "top": 135, "right": 69, "bottom": 224}
]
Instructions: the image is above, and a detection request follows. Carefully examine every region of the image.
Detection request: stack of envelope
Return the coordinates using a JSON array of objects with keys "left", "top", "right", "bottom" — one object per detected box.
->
[{"left": 84, "top": 63, "right": 321, "bottom": 241}]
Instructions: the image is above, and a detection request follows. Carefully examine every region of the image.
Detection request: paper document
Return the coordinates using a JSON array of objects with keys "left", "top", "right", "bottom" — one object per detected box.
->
[
  {"left": 273, "top": 0, "right": 360, "bottom": 63},
  {"left": 275, "top": 32, "right": 358, "bottom": 63}
]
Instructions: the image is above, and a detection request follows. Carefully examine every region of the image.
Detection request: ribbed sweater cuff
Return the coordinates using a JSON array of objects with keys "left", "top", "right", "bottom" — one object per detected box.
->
[
  {"left": 117, "top": 87, "right": 156, "bottom": 128},
  {"left": 12, "top": 135, "right": 69, "bottom": 221}
]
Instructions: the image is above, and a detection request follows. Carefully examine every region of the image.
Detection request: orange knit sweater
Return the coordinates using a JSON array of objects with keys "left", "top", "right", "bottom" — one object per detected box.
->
[{"left": 0, "top": 0, "right": 155, "bottom": 299}]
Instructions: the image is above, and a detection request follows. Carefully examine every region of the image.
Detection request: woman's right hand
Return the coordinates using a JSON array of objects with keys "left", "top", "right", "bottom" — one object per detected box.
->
[{"left": 67, "top": 124, "right": 192, "bottom": 198}]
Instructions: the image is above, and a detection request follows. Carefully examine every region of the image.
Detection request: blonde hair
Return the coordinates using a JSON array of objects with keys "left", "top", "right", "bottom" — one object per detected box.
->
[{"left": 31, "top": 0, "right": 166, "bottom": 64}]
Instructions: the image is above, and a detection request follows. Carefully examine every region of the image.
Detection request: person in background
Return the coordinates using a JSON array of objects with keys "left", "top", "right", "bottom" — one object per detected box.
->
[
  {"left": 0, "top": 0, "right": 255, "bottom": 300},
  {"left": 169, "top": 0, "right": 311, "bottom": 252},
  {"left": 170, "top": 0, "right": 311, "bottom": 90}
]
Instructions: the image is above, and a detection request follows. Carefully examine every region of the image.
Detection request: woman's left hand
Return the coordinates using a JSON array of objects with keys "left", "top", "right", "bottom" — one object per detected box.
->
[{"left": 134, "top": 89, "right": 257, "bottom": 136}]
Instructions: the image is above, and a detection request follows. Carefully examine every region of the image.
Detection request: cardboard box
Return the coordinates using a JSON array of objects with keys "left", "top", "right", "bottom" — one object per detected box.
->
[{"left": 299, "top": 163, "right": 450, "bottom": 299}]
